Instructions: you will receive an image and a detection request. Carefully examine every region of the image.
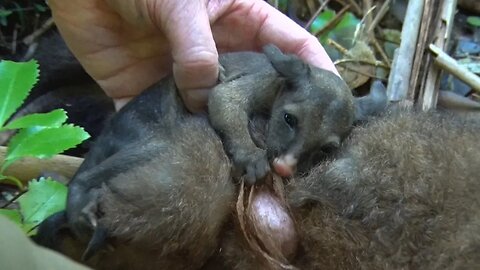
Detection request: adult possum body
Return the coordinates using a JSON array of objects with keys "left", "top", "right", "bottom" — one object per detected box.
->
[
  {"left": 34, "top": 45, "right": 383, "bottom": 269},
  {"left": 34, "top": 76, "right": 235, "bottom": 269},
  {"left": 210, "top": 110, "right": 480, "bottom": 269}
]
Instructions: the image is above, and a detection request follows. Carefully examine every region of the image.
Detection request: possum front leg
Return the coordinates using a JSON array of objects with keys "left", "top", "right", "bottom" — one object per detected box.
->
[{"left": 208, "top": 72, "right": 281, "bottom": 185}]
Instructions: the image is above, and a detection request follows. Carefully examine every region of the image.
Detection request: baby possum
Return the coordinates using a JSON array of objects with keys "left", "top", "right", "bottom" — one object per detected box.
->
[
  {"left": 209, "top": 45, "right": 356, "bottom": 184},
  {"left": 208, "top": 109, "right": 480, "bottom": 269}
]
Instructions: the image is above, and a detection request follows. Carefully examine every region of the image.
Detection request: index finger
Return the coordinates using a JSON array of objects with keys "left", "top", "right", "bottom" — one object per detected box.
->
[{"left": 251, "top": 1, "right": 339, "bottom": 76}]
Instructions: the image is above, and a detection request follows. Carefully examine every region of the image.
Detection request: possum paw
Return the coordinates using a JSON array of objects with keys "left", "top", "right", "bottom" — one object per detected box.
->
[{"left": 234, "top": 148, "right": 271, "bottom": 185}]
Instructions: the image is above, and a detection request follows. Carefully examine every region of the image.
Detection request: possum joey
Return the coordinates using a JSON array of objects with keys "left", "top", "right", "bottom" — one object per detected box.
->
[{"left": 209, "top": 45, "right": 355, "bottom": 184}]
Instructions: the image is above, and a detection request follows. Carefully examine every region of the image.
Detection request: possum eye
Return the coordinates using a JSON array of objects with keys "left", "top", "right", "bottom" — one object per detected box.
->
[{"left": 284, "top": 113, "right": 297, "bottom": 128}]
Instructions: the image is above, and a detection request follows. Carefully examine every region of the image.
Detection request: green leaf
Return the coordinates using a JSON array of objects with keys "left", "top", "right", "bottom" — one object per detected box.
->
[
  {"left": 310, "top": 10, "right": 360, "bottom": 49},
  {"left": 278, "top": 0, "right": 288, "bottom": 12},
  {"left": 34, "top": 4, "right": 48, "bottom": 12},
  {"left": 18, "top": 178, "right": 67, "bottom": 234},
  {"left": 4, "top": 124, "right": 90, "bottom": 170},
  {"left": 0, "top": 209, "right": 22, "bottom": 224},
  {"left": 0, "top": 174, "right": 24, "bottom": 189},
  {"left": 2, "top": 109, "right": 68, "bottom": 130},
  {"left": 335, "top": 12, "right": 360, "bottom": 31},
  {"left": 0, "top": 9, "right": 13, "bottom": 17},
  {"left": 0, "top": 16, "right": 7, "bottom": 27},
  {"left": 324, "top": 12, "right": 360, "bottom": 48},
  {"left": 310, "top": 9, "right": 335, "bottom": 33},
  {"left": 467, "top": 16, "right": 480, "bottom": 27},
  {"left": 0, "top": 60, "right": 39, "bottom": 127}
]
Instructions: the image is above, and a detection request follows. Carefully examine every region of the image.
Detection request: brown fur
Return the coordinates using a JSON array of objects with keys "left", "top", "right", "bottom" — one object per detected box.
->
[
  {"left": 35, "top": 76, "right": 235, "bottom": 269},
  {"left": 35, "top": 45, "right": 385, "bottom": 269},
  {"left": 93, "top": 117, "right": 233, "bottom": 270},
  {"left": 209, "top": 110, "right": 480, "bottom": 269}
]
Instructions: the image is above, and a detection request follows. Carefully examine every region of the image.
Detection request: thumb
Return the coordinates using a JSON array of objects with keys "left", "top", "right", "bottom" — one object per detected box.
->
[{"left": 158, "top": 1, "right": 219, "bottom": 112}]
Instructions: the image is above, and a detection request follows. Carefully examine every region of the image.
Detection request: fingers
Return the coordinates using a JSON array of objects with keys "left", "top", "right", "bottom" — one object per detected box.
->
[
  {"left": 212, "top": 0, "right": 339, "bottom": 76},
  {"left": 154, "top": 0, "right": 220, "bottom": 112},
  {"left": 252, "top": 0, "right": 339, "bottom": 76}
]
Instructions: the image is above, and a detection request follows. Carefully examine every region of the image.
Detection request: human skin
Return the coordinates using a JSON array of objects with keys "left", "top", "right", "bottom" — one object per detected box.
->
[{"left": 48, "top": 0, "right": 338, "bottom": 112}]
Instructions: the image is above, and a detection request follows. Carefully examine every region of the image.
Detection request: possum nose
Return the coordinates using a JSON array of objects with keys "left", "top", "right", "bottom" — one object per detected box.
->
[{"left": 273, "top": 154, "right": 297, "bottom": 177}]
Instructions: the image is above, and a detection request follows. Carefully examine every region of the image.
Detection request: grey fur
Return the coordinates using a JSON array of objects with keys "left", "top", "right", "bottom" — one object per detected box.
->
[
  {"left": 209, "top": 109, "right": 480, "bottom": 269},
  {"left": 35, "top": 45, "right": 384, "bottom": 269},
  {"left": 52, "top": 77, "right": 235, "bottom": 269},
  {"left": 209, "top": 45, "right": 356, "bottom": 184}
]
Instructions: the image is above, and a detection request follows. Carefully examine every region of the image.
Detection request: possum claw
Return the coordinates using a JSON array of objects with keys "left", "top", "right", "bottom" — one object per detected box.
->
[
  {"left": 236, "top": 149, "right": 270, "bottom": 185},
  {"left": 82, "top": 226, "right": 108, "bottom": 261}
]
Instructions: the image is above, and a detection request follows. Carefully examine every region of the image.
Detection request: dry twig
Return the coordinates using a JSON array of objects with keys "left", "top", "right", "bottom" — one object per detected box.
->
[
  {"left": 368, "top": 0, "right": 391, "bottom": 33},
  {"left": 313, "top": 4, "right": 351, "bottom": 36},
  {"left": 429, "top": 44, "right": 480, "bottom": 93},
  {"left": 420, "top": 0, "right": 457, "bottom": 111},
  {"left": 22, "top": 17, "right": 54, "bottom": 45},
  {"left": 407, "top": 0, "right": 435, "bottom": 103},
  {"left": 0, "top": 146, "right": 82, "bottom": 184},
  {"left": 304, "top": 0, "right": 331, "bottom": 31},
  {"left": 386, "top": 0, "right": 424, "bottom": 104}
]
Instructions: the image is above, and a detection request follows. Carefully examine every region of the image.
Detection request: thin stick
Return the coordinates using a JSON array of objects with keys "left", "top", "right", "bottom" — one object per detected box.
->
[
  {"left": 1, "top": 189, "right": 27, "bottom": 209},
  {"left": 362, "top": 0, "right": 373, "bottom": 30},
  {"left": 386, "top": 0, "right": 424, "bottom": 103},
  {"left": 327, "top": 38, "right": 349, "bottom": 54},
  {"left": 408, "top": 0, "right": 434, "bottom": 103},
  {"left": 429, "top": 44, "right": 480, "bottom": 93},
  {"left": 368, "top": 0, "right": 391, "bottom": 33},
  {"left": 421, "top": 0, "right": 457, "bottom": 111},
  {"left": 22, "top": 17, "right": 54, "bottom": 45},
  {"left": 314, "top": 5, "right": 351, "bottom": 37},
  {"left": 0, "top": 146, "right": 82, "bottom": 184},
  {"left": 334, "top": 58, "right": 390, "bottom": 69},
  {"left": 11, "top": 26, "right": 17, "bottom": 55},
  {"left": 336, "top": 64, "right": 388, "bottom": 81},
  {"left": 304, "top": 0, "right": 331, "bottom": 31},
  {"left": 343, "top": 0, "right": 363, "bottom": 16},
  {"left": 372, "top": 36, "right": 391, "bottom": 66}
]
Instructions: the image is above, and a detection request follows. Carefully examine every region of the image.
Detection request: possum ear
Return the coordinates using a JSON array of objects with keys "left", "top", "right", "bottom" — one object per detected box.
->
[
  {"left": 262, "top": 44, "right": 310, "bottom": 79},
  {"left": 354, "top": 80, "right": 388, "bottom": 123}
]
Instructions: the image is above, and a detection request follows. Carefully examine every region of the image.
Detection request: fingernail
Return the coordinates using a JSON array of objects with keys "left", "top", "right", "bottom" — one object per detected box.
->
[
  {"left": 184, "top": 88, "right": 211, "bottom": 113},
  {"left": 113, "top": 97, "right": 133, "bottom": 111}
]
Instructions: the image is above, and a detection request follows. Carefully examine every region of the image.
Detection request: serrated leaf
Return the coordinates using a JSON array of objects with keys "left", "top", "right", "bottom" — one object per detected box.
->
[
  {"left": 2, "top": 109, "right": 68, "bottom": 130},
  {"left": 2, "top": 126, "right": 45, "bottom": 171},
  {"left": 0, "top": 209, "right": 22, "bottom": 224},
  {"left": 5, "top": 124, "right": 90, "bottom": 166},
  {"left": 18, "top": 178, "right": 67, "bottom": 231},
  {"left": 0, "top": 60, "right": 39, "bottom": 127}
]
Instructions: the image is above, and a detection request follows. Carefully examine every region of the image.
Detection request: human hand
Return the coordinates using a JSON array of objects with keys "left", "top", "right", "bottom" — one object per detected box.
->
[{"left": 48, "top": 0, "right": 338, "bottom": 112}]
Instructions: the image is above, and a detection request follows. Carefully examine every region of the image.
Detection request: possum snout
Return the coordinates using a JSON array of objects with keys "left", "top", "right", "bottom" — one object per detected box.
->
[{"left": 273, "top": 154, "right": 297, "bottom": 177}]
